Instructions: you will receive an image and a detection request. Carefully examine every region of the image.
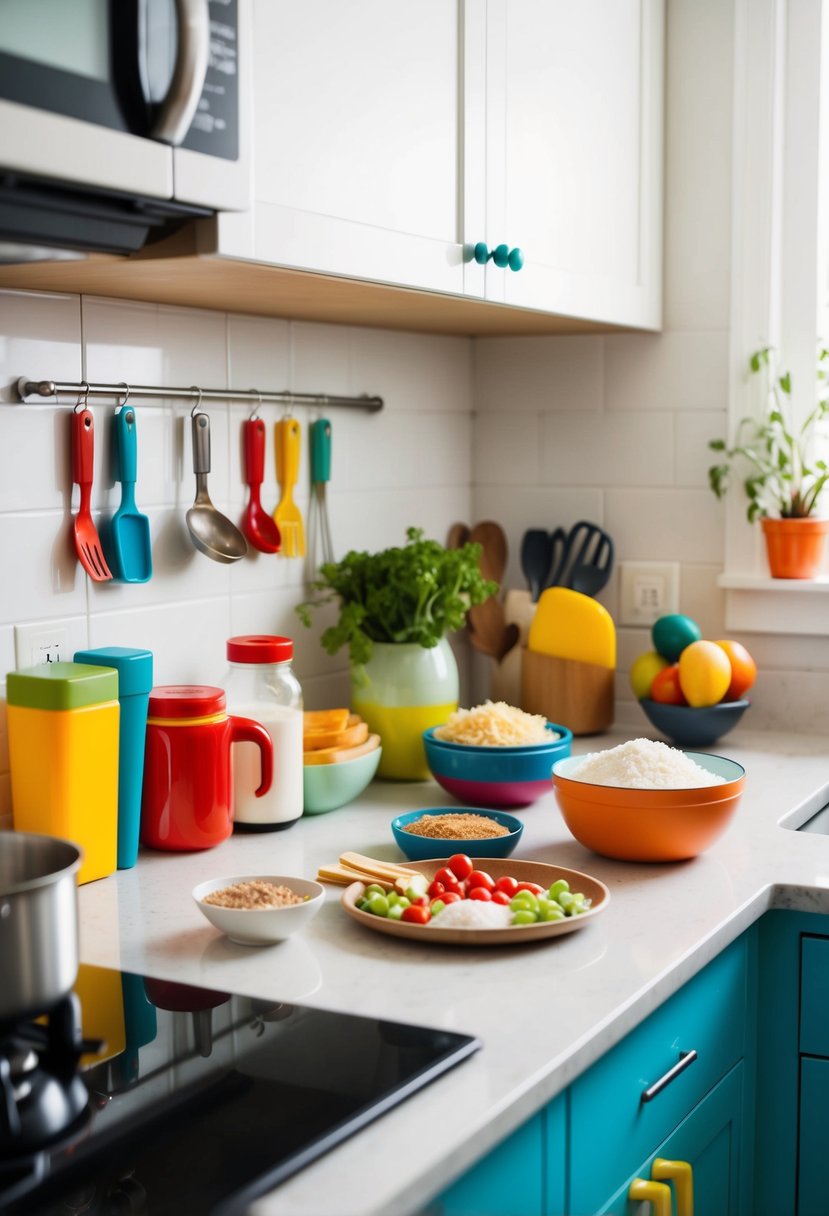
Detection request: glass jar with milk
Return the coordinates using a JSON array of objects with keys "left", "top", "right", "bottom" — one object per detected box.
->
[{"left": 224, "top": 636, "right": 303, "bottom": 830}]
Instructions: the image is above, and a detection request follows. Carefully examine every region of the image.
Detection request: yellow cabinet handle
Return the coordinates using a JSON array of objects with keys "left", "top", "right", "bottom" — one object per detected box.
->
[
  {"left": 652, "top": 1157, "right": 694, "bottom": 1216},
  {"left": 628, "top": 1177, "right": 673, "bottom": 1216}
]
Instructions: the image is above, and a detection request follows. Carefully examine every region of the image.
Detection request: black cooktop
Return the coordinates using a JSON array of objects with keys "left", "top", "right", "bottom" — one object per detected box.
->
[{"left": 0, "top": 964, "right": 480, "bottom": 1215}]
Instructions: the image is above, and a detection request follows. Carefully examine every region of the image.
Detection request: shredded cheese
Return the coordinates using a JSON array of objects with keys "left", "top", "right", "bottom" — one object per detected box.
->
[{"left": 434, "top": 700, "right": 554, "bottom": 747}]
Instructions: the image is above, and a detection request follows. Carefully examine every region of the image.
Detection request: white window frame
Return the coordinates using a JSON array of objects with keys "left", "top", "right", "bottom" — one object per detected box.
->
[{"left": 719, "top": 0, "right": 829, "bottom": 635}]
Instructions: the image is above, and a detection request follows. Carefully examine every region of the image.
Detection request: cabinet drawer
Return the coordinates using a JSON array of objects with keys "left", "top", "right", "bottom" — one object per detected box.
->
[
  {"left": 570, "top": 937, "right": 747, "bottom": 1215},
  {"left": 800, "top": 935, "right": 829, "bottom": 1056}
]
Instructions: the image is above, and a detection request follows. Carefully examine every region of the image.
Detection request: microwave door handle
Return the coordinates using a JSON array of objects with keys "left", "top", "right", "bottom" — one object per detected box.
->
[{"left": 152, "top": 0, "right": 209, "bottom": 145}]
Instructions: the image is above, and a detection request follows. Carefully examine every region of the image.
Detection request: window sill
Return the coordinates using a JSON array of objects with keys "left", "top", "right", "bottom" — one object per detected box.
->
[{"left": 718, "top": 573, "right": 829, "bottom": 635}]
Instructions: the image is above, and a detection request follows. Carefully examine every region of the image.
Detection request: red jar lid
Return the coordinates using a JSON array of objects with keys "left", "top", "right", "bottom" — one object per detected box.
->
[
  {"left": 227, "top": 635, "right": 293, "bottom": 664},
  {"left": 148, "top": 685, "right": 226, "bottom": 718}
]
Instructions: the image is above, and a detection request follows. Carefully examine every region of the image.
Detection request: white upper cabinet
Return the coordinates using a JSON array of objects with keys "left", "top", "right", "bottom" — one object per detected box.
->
[
  {"left": 240, "top": 0, "right": 485, "bottom": 298},
  {"left": 483, "top": 0, "right": 664, "bottom": 328},
  {"left": 222, "top": 0, "right": 663, "bottom": 328}
]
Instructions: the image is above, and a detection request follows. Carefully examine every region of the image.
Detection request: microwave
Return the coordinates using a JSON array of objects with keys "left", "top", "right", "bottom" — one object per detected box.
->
[{"left": 0, "top": 0, "right": 249, "bottom": 261}]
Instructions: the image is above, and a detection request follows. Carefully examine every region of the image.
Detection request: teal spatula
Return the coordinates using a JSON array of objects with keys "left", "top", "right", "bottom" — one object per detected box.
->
[{"left": 107, "top": 407, "right": 152, "bottom": 583}]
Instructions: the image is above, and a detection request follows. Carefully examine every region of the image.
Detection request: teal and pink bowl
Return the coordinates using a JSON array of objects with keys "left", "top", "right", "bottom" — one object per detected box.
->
[{"left": 422, "top": 723, "right": 572, "bottom": 809}]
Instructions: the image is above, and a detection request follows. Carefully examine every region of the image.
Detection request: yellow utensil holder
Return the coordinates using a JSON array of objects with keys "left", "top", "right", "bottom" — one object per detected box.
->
[{"left": 7, "top": 662, "right": 120, "bottom": 884}]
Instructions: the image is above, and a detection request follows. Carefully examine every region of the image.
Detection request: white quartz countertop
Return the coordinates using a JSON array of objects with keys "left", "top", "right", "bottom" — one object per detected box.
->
[{"left": 77, "top": 729, "right": 829, "bottom": 1216}]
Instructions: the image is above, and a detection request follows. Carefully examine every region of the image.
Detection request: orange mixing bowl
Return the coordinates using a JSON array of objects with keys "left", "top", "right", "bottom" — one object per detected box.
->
[{"left": 551, "top": 752, "right": 745, "bottom": 862}]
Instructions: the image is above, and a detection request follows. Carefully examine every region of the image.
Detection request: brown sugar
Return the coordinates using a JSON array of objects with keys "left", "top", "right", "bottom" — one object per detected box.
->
[
  {"left": 403, "top": 813, "right": 509, "bottom": 840},
  {"left": 203, "top": 880, "right": 306, "bottom": 909}
]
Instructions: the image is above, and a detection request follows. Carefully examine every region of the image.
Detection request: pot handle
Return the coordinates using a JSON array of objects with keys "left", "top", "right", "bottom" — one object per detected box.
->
[{"left": 228, "top": 715, "right": 274, "bottom": 797}]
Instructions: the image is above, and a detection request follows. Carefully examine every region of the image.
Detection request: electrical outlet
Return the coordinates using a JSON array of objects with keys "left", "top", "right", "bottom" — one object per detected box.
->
[
  {"left": 619, "top": 562, "right": 680, "bottom": 627},
  {"left": 14, "top": 621, "right": 70, "bottom": 670}
]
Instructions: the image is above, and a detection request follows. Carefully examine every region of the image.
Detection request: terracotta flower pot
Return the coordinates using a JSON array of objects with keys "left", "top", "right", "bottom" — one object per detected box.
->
[{"left": 761, "top": 516, "right": 829, "bottom": 578}]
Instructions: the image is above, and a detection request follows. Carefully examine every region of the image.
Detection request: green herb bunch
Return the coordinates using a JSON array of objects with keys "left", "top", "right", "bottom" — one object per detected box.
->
[
  {"left": 297, "top": 527, "right": 497, "bottom": 664},
  {"left": 708, "top": 346, "right": 829, "bottom": 521}
]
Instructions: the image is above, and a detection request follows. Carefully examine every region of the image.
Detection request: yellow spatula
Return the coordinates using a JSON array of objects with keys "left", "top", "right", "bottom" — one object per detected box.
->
[{"left": 274, "top": 417, "right": 305, "bottom": 557}]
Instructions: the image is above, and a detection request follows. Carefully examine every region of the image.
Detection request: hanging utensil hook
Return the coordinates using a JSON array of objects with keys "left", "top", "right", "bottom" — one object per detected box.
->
[
  {"left": 117, "top": 381, "right": 130, "bottom": 412},
  {"left": 74, "top": 381, "right": 90, "bottom": 413},
  {"left": 248, "top": 389, "right": 263, "bottom": 420},
  {"left": 190, "top": 386, "right": 204, "bottom": 418}
]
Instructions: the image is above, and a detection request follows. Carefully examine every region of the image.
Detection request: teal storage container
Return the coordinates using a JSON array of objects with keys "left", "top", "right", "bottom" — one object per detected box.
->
[{"left": 74, "top": 646, "right": 153, "bottom": 870}]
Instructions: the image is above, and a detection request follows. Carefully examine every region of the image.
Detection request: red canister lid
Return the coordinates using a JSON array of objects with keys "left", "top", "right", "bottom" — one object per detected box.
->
[
  {"left": 148, "top": 685, "right": 226, "bottom": 718},
  {"left": 226, "top": 635, "right": 293, "bottom": 664}
]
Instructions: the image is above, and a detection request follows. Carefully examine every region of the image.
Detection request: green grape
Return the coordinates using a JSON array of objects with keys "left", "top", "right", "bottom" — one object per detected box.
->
[
  {"left": 512, "top": 909, "right": 539, "bottom": 925},
  {"left": 367, "top": 892, "right": 390, "bottom": 917}
]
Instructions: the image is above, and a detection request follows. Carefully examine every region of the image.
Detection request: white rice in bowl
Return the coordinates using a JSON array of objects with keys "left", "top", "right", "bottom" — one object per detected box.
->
[{"left": 567, "top": 738, "right": 726, "bottom": 790}]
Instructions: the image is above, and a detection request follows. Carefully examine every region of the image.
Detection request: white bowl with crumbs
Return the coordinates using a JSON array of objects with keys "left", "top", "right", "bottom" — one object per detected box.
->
[{"left": 192, "top": 875, "right": 325, "bottom": 945}]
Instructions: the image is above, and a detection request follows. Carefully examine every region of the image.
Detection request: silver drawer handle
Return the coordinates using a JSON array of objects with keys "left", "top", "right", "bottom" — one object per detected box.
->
[{"left": 641, "top": 1049, "right": 698, "bottom": 1103}]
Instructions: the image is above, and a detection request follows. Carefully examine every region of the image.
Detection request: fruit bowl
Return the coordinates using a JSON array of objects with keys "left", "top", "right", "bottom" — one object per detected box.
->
[
  {"left": 639, "top": 698, "right": 750, "bottom": 748},
  {"left": 552, "top": 751, "right": 746, "bottom": 862},
  {"left": 423, "top": 723, "right": 572, "bottom": 809}
]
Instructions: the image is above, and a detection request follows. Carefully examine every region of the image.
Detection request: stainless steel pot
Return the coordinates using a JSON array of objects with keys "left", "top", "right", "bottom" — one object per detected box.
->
[{"left": 0, "top": 832, "right": 81, "bottom": 1023}]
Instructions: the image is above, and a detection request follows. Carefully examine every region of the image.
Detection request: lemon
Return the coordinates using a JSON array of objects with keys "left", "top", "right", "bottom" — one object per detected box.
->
[
  {"left": 678, "top": 640, "right": 732, "bottom": 707},
  {"left": 629, "top": 650, "right": 669, "bottom": 699}
]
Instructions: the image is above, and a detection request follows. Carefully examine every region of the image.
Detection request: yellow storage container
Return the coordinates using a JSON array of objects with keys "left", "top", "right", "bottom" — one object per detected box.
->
[{"left": 7, "top": 661, "right": 119, "bottom": 884}]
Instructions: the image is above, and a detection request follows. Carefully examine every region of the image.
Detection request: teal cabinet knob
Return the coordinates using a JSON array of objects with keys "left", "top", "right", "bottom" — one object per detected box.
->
[
  {"left": 508, "top": 246, "right": 524, "bottom": 272},
  {"left": 472, "top": 241, "right": 524, "bottom": 271}
]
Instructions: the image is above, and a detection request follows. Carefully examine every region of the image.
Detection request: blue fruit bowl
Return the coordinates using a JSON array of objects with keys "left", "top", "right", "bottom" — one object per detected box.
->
[
  {"left": 422, "top": 723, "right": 572, "bottom": 809},
  {"left": 391, "top": 808, "right": 524, "bottom": 861},
  {"left": 639, "top": 699, "right": 750, "bottom": 749}
]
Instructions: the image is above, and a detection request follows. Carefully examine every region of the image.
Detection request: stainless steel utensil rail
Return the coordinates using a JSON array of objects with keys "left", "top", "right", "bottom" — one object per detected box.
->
[{"left": 14, "top": 378, "right": 384, "bottom": 413}]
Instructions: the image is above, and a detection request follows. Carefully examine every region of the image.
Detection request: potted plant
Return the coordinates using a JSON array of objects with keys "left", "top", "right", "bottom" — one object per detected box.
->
[
  {"left": 708, "top": 346, "right": 829, "bottom": 577},
  {"left": 297, "top": 527, "right": 496, "bottom": 779}
]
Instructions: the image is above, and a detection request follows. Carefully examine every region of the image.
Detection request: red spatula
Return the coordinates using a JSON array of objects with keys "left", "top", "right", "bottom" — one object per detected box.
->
[
  {"left": 241, "top": 417, "right": 281, "bottom": 553},
  {"left": 71, "top": 408, "right": 112, "bottom": 581}
]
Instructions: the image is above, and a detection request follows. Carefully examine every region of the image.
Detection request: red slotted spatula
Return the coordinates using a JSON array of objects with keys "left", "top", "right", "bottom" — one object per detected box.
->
[{"left": 71, "top": 408, "right": 112, "bottom": 581}]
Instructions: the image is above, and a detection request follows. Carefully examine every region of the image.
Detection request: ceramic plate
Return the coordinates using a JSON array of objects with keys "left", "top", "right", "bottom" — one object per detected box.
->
[{"left": 341, "top": 858, "right": 609, "bottom": 946}]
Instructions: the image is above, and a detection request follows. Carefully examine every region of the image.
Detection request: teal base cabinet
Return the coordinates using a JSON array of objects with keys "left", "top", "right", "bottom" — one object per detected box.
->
[
  {"left": 428, "top": 1095, "right": 565, "bottom": 1216},
  {"left": 600, "top": 1063, "right": 744, "bottom": 1215},
  {"left": 424, "top": 936, "right": 750, "bottom": 1216}
]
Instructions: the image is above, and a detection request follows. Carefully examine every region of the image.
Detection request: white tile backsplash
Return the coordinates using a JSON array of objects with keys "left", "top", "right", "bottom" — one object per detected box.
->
[
  {"left": 604, "top": 331, "right": 730, "bottom": 412},
  {"left": 539, "top": 411, "right": 675, "bottom": 488}
]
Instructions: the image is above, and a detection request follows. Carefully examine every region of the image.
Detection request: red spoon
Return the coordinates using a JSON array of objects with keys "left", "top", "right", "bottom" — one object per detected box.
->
[{"left": 241, "top": 418, "right": 280, "bottom": 553}]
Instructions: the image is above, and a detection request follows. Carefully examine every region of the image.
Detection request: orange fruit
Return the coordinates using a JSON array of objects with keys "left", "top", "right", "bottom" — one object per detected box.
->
[{"left": 714, "top": 640, "right": 757, "bottom": 701}]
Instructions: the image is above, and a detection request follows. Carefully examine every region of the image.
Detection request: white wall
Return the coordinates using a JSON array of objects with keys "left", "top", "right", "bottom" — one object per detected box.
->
[
  {"left": 2, "top": 0, "right": 827, "bottom": 830},
  {"left": 0, "top": 299, "right": 473, "bottom": 824}
]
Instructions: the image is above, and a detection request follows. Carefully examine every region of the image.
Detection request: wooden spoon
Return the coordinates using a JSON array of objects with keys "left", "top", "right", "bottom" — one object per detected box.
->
[
  {"left": 468, "top": 520, "right": 508, "bottom": 584},
  {"left": 468, "top": 596, "right": 520, "bottom": 661}
]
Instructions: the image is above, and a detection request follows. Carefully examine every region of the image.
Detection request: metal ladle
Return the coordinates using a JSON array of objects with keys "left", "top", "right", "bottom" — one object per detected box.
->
[{"left": 186, "top": 409, "right": 248, "bottom": 563}]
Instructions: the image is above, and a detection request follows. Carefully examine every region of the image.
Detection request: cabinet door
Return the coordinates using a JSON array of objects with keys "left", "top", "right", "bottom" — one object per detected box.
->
[
  {"left": 484, "top": 0, "right": 664, "bottom": 328},
  {"left": 798, "top": 1057, "right": 829, "bottom": 1216},
  {"left": 598, "top": 1062, "right": 744, "bottom": 1216},
  {"left": 248, "top": 0, "right": 485, "bottom": 298}
]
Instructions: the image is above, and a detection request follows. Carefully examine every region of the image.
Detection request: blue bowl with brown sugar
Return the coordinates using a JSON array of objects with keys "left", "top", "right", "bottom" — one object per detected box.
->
[{"left": 391, "top": 807, "right": 524, "bottom": 861}]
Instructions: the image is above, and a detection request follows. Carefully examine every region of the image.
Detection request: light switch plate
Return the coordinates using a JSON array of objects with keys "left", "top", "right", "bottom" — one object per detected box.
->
[{"left": 619, "top": 562, "right": 680, "bottom": 627}]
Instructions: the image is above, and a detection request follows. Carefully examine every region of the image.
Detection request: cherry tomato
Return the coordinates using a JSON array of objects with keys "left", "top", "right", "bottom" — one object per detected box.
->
[
  {"left": 441, "top": 891, "right": 462, "bottom": 905},
  {"left": 448, "top": 853, "right": 474, "bottom": 881},
  {"left": 467, "top": 869, "right": 495, "bottom": 892},
  {"left": 515, "top": 881, "right": 544, "bottom": 895},
  {"left": 410, "top": 895, "right": 430, "bottom": 908},
  {"left": 427, "top": 880, "right": 445, "bottom": 899},
  {"left": 495, "top": 875, "right": 519, "bottom": 897},
  {"left": 491, "top": 890, "right": 511, "bottom": 905},
  {"left": 435, "top": 867, "right": 462, "bottom": 891},
  {"left": 468, "top": 886, "right": 493, "bottom": 901},
  {"left": 650, "top": 663, "right": 688, "bottom": 706},
  {"left": 401, "top": 905, "right": 431, "bottom": 925}
]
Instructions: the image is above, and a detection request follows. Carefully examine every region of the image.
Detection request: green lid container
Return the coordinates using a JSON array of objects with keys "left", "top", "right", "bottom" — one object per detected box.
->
[{"left": 6, "top": 661, "right": 119, "bottom": 710}]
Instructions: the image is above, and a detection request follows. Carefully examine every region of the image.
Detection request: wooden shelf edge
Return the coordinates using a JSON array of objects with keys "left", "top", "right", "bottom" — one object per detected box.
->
[{"left": 0, "top": 233, "right": 634, "bottom": 338}]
